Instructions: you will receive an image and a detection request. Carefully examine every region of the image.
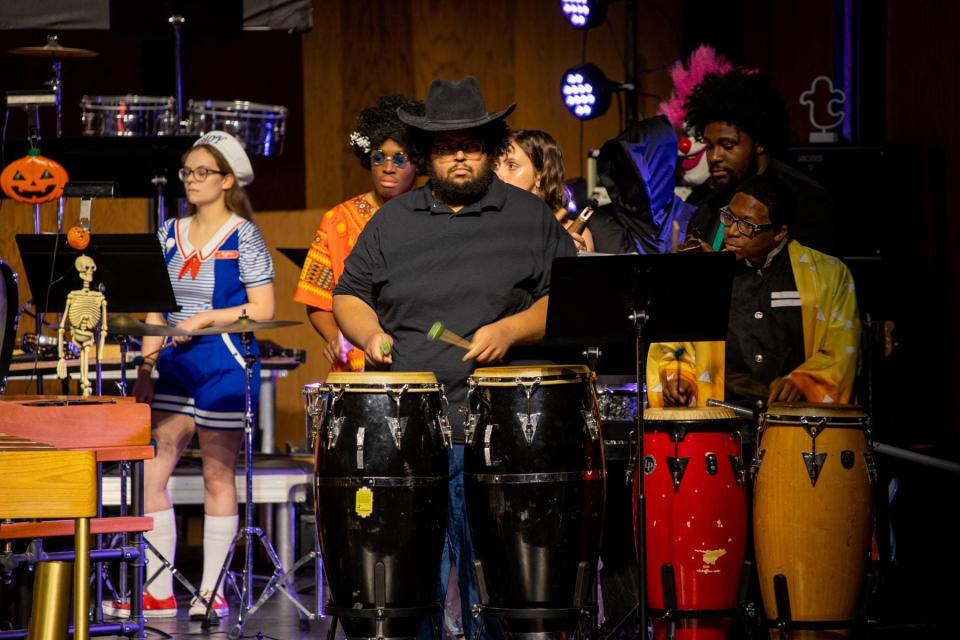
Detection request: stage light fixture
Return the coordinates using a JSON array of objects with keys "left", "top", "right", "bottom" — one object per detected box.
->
[
  {"left": 560, "top": 0, "right": 608, "bottom": 29},
  {"left": 561, "top": 63, "right": 613, "bottom": 120}
]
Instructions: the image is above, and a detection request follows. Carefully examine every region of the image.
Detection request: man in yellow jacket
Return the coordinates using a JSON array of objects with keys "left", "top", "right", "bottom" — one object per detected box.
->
[{"left": 648, "top": 174, "right": 859, "bottom": 408}]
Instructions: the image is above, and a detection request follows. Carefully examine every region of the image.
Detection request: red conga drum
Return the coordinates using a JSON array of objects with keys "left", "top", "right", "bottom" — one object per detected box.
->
[
  {"left": 752, "top": 403, "right": 874, "bottom": 638},
  {"left": 634, "top": 406, "right": 749, "bottom": 640}
]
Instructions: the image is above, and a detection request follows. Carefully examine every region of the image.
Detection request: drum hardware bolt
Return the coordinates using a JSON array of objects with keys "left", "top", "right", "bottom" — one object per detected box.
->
[
  {"left": 666, "top": 456, "right": 689, "bottom": 491},
  {"left": 863, "top": 451, "right": 878, "bottom": 485},
  {"left": 465, "top": 413, "right": 480, "bottom": 445},
  {"left": 729, "top": 455, "right": 745, "bottom": 485},
  {"left": 484, "top": 425, "right": 496, "bottom": 466},
  {"left": 386, "top": 416, "right": 408, "bottom": 450},
  {"left": 328, "top": 416, "right": 345, "bottom": 450},
  {"left": 581, "top": 410, "right": 600, "bottom": 441},
  {"left": 516, "top": 412, "right": 541, "bottom": 445},
  {"left": 801, "top": 451, "right": 827, "bottom": 487},
  {"left": 750, "top": 448, "right": 766, "bottom": 477},
  {"left": 437, "top": 414, "right": 453, "bottom": 448},
  {"left": 356, "top": 427, "right": 365, "bottom": 470}
]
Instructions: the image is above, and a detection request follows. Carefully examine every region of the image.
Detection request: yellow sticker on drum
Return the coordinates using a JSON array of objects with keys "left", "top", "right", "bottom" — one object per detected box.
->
[{"left": 355, "top": 487, "right": 373, "bottom": 518}]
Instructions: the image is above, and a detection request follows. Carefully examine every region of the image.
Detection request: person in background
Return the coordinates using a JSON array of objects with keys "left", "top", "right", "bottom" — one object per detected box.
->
[
  {"left": 497, "top": 128, "right": 594, "bottom": 252},
  {"left": 294, "top": 95, "right": 424, "bottom": 370},
  {"left": 683, "top": 69, "right": 836, "bottom": 254},
  {"left": 649, "top": 174, "right": 859, "bottom": 412},
  {"left": 107, "top": 131, "right": 275, "bottom": 619}
]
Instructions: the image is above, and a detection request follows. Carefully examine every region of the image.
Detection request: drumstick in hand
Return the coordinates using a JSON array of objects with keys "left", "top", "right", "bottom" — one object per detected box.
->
[{"left": 427, "top": 321, "right": 472, "bottom": 350}]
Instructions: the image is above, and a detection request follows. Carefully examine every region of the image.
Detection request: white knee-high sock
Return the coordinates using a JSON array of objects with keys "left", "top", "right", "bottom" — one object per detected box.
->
[
  {"left": 200, "top": 514, "right": 238, "bottom": 596},
  {"left": 143, "top": 508, "right": 176, "bottom": 600}
]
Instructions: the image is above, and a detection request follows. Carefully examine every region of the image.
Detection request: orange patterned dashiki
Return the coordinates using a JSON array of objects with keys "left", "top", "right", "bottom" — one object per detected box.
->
[{"left": 294, "top": 192, "right": 379, "bottom": 371}]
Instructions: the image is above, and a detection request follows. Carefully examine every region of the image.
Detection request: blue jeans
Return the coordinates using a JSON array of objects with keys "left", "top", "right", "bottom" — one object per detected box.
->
[{"left": 420, "top": 444, "right": 491, "bottom": 640}]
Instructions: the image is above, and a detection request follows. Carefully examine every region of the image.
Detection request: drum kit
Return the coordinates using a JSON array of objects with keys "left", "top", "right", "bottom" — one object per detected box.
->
[
  {"left": 304, "top": 368, "right": 878, "bottom": 640},
  {"left": 7, "top": 36, "right": 288, "bottom": 155}
]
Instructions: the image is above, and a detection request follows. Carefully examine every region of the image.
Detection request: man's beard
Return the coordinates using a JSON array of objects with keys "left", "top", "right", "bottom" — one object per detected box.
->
[{"left": 430, "top": 158, "right": 496, "bottom": 206}]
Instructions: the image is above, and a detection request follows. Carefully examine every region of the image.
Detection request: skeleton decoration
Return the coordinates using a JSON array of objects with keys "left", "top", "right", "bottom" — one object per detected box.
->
[{"left": 57, "top": 255, "right": 107, "bottom": 397}]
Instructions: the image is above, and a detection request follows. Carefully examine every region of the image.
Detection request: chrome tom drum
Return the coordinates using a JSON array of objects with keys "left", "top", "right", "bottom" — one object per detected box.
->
[
  {"left": 187, "top": 99, "right": 287, "bottom": 156},
  {"left": 80, "top": 95, "right": 177, "bottom": 136}
]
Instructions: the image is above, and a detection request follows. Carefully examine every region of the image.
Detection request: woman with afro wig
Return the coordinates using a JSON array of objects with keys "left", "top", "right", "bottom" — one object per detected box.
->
[{"left": 294, "top": 94, "right": 424, "bottom": 370}]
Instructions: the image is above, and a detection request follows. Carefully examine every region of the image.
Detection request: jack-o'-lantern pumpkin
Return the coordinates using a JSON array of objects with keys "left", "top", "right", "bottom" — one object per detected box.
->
[
  {"left": 0, "top": 148, "right": 69, "bottom": 204},
  {"left": 67, "top": 225, "right": 90, "bottom": 250}
]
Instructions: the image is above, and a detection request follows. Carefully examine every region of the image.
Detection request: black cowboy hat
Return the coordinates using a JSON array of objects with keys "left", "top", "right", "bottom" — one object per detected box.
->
[{"left": 397, "top": 76, "right": 516, "bottom": 132}]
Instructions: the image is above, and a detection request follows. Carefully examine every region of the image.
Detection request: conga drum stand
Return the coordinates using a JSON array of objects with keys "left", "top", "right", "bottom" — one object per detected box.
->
[
  {"left": 542, "top": 252, "right": 736, "bottom": 640},
  {"left": 203, "top": 327, "right": 308, "bottom": 637}
]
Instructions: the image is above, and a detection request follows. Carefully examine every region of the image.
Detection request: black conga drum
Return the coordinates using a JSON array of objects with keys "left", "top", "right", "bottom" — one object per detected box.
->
[
  {"left": 306, "top": 372, "right": 451, "bottom": 639},
  {"left": 464, "top": 365, "right": 604, "bottom": 639}
]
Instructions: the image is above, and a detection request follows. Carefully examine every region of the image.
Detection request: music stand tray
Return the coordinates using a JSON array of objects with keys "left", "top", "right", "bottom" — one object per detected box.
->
[
  {"left": 543, "top": 251, "right": 735, "bottom": 635},
  {"left": 16, "top": 233, "right": 179, "bottom": 314}
]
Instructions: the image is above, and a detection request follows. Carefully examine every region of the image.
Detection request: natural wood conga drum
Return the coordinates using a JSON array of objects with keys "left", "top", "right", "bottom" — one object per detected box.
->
[{"left": 753, "top": 403, "right": 875, "bottom": 638}]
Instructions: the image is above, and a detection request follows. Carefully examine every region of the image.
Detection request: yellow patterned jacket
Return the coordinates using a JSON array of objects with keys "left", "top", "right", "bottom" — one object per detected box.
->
[{"left": 646, "top": 241, "right": 860, "bottom": 406}]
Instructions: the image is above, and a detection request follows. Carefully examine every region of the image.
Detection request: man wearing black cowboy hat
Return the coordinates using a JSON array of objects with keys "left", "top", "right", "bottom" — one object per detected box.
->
[{"left": 334, "top": 76, "right": 576, "bottom": 639}]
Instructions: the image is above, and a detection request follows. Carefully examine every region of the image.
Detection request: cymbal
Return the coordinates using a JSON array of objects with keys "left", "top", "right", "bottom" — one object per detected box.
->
[
  {"left": 108, "top": 315, "right": 189, "bottom": 337},
  {"left": 8, "top": 41, "right": 99, "bottom": 59},
  {"left": 191, "top": 318, "right": 301, "bottom": 336}
]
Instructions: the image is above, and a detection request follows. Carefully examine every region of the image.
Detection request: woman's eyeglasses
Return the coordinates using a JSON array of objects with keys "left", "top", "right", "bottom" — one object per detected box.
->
[
  {"left": 719, "top": 206, "right": 775, "bottom": 238},
  {"left": 370, "top": 150, "right": 410, "bottom": 169},
  {"left": 178, "top": 166, "right": 224, "bottom": 182}
]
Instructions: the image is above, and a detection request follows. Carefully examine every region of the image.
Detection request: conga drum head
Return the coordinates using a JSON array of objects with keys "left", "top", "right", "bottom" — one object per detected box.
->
[
  {"left": 323, "top": 370, "right": 440, "bottom": 388},
  {"left": 470, "top": 363, "right": 592, "bottom": 385},
  {"left": 764, "top": 402, "right": 866, "bottom": 424}
]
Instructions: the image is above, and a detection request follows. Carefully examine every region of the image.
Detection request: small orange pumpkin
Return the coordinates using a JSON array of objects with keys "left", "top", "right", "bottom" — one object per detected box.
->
[
  {"left": 67, "top": 225, "right": 90, "bottom": 250},
  {"left": 0, "top": 148, "right": 69, "bottom": 204}
]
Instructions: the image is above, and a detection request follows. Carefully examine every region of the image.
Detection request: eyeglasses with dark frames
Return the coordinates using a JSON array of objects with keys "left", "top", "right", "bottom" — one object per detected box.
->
[
  {"left": 370, "top": 149, "right": 410, "bottom": 169},
  {"left": 431, "top": 140, "right": 484, "bottom": 158},
  {"left": 719, "top": 206, "right": 776, "bottom": 238},
  {"left": 178, "top": 166, "right": 224, "bottom": 182}
]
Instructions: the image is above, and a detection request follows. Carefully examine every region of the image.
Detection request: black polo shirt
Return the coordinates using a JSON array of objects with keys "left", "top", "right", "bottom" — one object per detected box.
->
[
  {"left": 725, "top": 240, "right": 805, "bottom": 403},
  {"left": 334, "top": 178, "right": 577, "bottom": 440}
]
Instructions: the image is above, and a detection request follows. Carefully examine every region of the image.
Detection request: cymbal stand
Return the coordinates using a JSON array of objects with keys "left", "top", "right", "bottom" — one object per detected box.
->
[{"left": 203, "top": 329, "right": 308, "bottom": 637}]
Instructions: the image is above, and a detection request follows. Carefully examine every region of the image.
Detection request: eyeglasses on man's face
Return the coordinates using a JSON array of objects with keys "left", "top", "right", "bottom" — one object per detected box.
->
[
  {"left": 431, "top": 139, "right": 484, "bottom": 159},
  {"left": 370, "top": 149, "right": 410, "bottom": 169},
  {"left": 179, "top": 166, "right": 224, "bottom": 182},
  {"left": 719, "top": 206, "right": 776, "bottom": 238}
]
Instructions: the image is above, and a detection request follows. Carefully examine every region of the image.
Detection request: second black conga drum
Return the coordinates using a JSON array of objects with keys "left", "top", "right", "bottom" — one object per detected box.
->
[
  {"left": 307, "top": 372, "right": 450, "bottom": 639},
  {"left": 464, "top": 365, "right": 604, "bottom": 639}
]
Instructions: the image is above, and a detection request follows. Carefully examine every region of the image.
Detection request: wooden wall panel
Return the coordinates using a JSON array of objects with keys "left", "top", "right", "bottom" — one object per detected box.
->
[{"left": 302, "top": 0, "right": 344, "bottom": 210}]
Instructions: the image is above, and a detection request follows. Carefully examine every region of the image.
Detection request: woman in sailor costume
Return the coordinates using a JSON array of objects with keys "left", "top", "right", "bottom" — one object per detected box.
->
[{"left": 105, "top": 132, "right": 275, "bottom": 620}]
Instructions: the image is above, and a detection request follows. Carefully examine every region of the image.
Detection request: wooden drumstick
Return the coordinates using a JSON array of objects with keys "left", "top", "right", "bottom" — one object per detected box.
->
[{"left": 427, "top": 321, "right": 472, "bottom": 350}]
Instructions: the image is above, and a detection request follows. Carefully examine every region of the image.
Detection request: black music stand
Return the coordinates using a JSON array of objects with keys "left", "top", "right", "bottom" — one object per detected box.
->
[{"left": 544, "top": 251, "right": 735, "bottom": 639}]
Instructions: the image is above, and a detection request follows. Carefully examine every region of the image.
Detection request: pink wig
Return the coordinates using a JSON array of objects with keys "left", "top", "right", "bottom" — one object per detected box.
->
[{"left": 658, "top": 45, "right": 734, "bottom": 129}]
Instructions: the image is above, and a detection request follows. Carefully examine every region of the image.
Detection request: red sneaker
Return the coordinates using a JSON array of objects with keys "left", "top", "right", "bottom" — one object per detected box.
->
[
  {"left": 102, "top": 592, "right": 178, "bottom": 619},
  {"left": 189, "top": 591, "right": 229, "bottom": 619}
]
